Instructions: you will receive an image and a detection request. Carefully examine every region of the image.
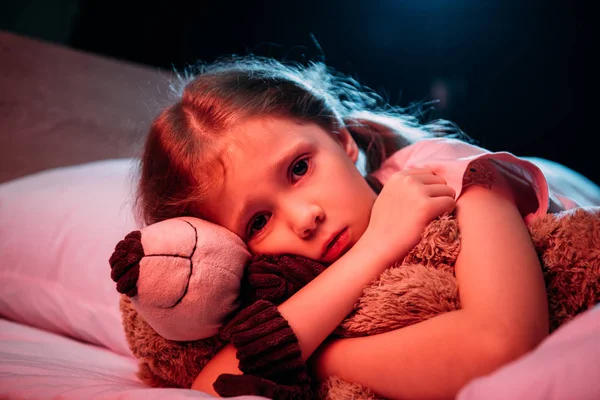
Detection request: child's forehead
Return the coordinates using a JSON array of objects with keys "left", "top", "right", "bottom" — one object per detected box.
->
[
  {"left": 221, "top": 118, "right": 331, "bottom": 166},
  {"left": 223, "top": 116, "right": 332, "bottom": 150},
  {"left": 228, "top": 116, "right": 306, "bottom": 140}
]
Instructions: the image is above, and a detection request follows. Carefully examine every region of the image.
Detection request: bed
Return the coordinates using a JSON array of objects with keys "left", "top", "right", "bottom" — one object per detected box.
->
[{"left": 1, "top": 31, "right": 599, "bottom": 400}]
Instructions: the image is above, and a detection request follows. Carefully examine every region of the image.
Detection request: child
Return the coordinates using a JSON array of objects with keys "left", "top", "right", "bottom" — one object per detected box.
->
[{"left": 136, "top": 57, "right": 600, "bottom": 399}]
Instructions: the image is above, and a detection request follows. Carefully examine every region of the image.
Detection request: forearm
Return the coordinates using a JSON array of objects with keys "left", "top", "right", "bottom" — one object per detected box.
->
[
  {"left": 279, "top": 237, "right": 409, "bottom": 359},
  {"left": 314, "top": 308, "right": 528, "bottom": 400},
  {"left": 192, "top": 237, "right": 412, "bottom": 393}
]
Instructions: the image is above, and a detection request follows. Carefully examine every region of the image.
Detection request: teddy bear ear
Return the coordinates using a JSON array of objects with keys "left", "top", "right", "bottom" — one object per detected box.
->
[{"left": 109, "top": 230, "right": 144, "bottom": 297}]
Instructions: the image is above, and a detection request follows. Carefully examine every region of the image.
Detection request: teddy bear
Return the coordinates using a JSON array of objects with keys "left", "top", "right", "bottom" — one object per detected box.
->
[{"left": 110, "top": 207, "right": 600, "bottom": 399}]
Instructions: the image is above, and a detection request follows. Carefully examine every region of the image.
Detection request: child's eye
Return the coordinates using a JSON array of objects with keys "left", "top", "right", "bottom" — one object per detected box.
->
[
  {"left": 248, "top": 213, "right": 270, "bottom": 238},
  {"left": 290, "top": 158, "right": 309, "bottom": 182}
]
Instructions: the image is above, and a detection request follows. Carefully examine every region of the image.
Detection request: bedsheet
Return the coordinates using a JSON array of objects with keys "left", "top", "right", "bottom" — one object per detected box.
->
[
  {"left": 458, "top": 305, "right": 600, "bottom": 400},
  {"left": 2, "top": 307, "right": 599, "bottom": 400},
  {"left": 0, "top": 318, "right": 266, "bottom": 400}
]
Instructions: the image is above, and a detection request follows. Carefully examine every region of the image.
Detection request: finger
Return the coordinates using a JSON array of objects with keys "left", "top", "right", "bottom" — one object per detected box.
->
[
  {"left": 424, "top": 184, "right": 456, "bottom": 199},
  {"left": 429, "top": 196, "right": 457, "bottom": 215},
  {"left": 410, "top": 174, "right": 447, "bottom": 185},
  {"left": 398, "top": 167, "right": 434, "bottom": 176}
]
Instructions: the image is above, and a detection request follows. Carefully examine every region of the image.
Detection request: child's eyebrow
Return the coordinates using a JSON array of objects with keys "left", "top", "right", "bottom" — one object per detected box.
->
[
  {"left": 231, "top": 139, "right": 307, "bottom": 236},
  {"left": 269, "top": 139, "right": 306, "bottom": 175}
]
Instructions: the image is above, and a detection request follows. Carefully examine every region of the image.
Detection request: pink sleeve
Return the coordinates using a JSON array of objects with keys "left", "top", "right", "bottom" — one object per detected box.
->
[{"left": 372, "top": 138, "right": 551, "bottom": 224}]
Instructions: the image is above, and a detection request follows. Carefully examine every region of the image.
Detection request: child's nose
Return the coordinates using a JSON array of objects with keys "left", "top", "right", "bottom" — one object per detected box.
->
[{"left": 291, "top": 204, "right": 325, "bottom": 239}]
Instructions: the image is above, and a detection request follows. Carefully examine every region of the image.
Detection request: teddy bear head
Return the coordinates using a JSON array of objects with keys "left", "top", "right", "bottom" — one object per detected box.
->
[{"left": 109, "top": 217, "right": 250, "bottom": 341}]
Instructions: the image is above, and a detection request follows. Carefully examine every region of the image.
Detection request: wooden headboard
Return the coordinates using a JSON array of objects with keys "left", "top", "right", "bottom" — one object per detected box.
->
[{"left": 0, "top": 31, "right": 171, "bottom": 183}]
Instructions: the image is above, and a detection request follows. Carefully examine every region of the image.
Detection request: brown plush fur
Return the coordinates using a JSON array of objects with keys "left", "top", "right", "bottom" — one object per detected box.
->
[
  {"left": 120, "top": 295, "right": 227, "bottom": 389},
  {"left": 529, "top": 208, "right": 600, "bottom": 331},
  {"left": 120, "top": 208, "right": 600, "bottom": 399},
  {"left": 334, "top": 215, "right": 461, "bottom": 338}
]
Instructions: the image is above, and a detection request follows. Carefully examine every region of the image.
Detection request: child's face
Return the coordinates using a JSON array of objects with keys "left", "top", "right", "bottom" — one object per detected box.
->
[{"left": 205, "top": 117, "right": 377, "bottom": 263}]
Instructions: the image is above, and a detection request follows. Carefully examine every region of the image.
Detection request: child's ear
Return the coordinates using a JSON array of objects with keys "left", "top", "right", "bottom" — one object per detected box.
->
[{"left": 335, "top": 127, "right": 359, "bottom": 163}]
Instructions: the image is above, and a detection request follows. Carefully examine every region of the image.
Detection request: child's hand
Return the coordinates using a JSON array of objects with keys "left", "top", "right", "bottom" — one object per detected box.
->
[{"left": 362, "top": 168, "right": 456, "bottom": 265}]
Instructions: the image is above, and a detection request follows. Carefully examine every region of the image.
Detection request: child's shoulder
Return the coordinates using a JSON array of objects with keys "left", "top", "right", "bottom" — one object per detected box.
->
[
  {"left": 404, "top": 137, "right": 488, "bottom": 160},
  {"left": 383, "top": 137, "right": 489, "bottom": 171}
]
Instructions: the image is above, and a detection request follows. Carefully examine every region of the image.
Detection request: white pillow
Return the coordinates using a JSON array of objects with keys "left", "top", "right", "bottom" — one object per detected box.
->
[{"left": 0, "top": 159, "right": 140, "bottom": 356}]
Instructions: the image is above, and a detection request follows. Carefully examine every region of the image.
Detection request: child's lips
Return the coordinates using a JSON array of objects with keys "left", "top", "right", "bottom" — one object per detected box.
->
[{"left": 321, "top": 228, "right": 350, "bottom": 263}]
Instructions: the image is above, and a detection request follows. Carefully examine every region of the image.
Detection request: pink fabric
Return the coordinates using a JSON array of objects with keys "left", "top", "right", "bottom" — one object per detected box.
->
[
  {"left": 0, "top": 159, "right": 139, "bottom": 356},
  {"left": 0, "top": 318, "right": 265, "bottom": 400},
  {"left": 524, "top": 156, "right": 600, "bottom": 209},
  {"left": 0, "top": 158, "right": 252, "bottom": 352},
  {"left": 371, "top": 138, "right": 586, "bottom": 223},
  {"left": 457, "top": 306, "right": 600, "bottom": 400},
  {"left": 132, "top": 217, "right": 250, "bottom": 341}
]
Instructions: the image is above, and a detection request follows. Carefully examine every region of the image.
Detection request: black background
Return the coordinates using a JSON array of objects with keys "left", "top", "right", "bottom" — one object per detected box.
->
[{"left": 2, "top": 0, "right": 598, "bottom": 185}]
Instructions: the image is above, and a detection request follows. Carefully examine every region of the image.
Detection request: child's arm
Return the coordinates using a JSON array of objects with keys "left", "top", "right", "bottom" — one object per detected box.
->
[
  {"left": 192, "top": 169, "right": 456, "bottom": 395},
  {"left": 193, "top": 239, "right": 404, "bottom": 396},
  {"left": 313, "top": 172, "right": 549, "bottom": 399}
]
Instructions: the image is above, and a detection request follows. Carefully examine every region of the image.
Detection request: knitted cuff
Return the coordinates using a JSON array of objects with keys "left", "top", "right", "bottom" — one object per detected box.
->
[
  {"left": 242, "top": 255, "right": 326, "bottom": 306},
  {"left": 213, "top": 373, "right": 313, "bottom": 400},
  {"left": 220, "top": 299, "right": 310, "bottom": 386}
]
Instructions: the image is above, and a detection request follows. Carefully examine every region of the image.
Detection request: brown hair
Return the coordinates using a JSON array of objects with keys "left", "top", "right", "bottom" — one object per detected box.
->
[{"left": 137, "top": 57, "right": 461, "bottom": 226}]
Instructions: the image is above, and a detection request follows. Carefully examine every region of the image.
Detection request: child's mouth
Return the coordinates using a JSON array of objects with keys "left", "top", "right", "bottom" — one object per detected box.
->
[{"left": 322, "top": 228, "right": 350, "bottom": 263}]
